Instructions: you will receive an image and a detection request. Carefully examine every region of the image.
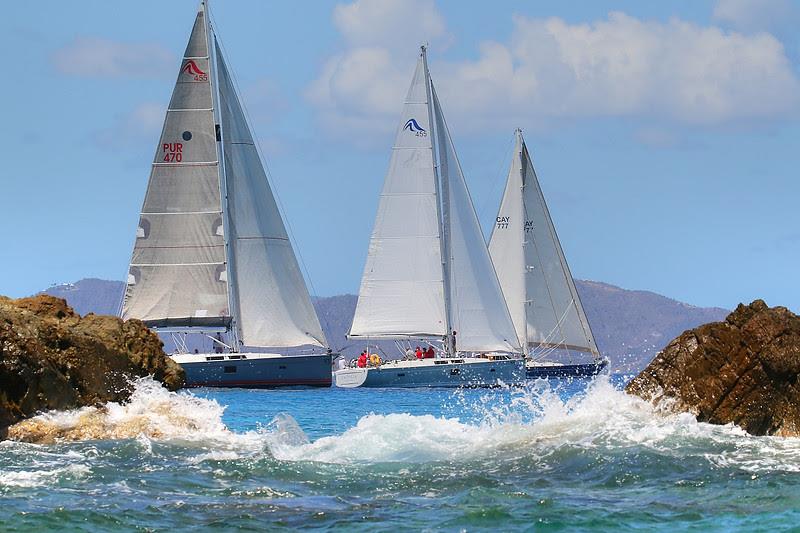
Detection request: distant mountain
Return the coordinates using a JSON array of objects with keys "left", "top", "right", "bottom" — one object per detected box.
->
[{"left": 41, "top": 278, "right": 728, "bottom": 374}]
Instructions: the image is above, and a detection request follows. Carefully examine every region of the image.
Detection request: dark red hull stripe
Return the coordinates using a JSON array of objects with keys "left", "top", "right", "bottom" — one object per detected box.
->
[{"left": 186, "top": 378, "right": 332, "bottom": 387}]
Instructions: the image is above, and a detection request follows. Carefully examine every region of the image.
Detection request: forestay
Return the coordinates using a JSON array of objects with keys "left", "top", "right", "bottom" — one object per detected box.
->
[
  {"left": 215, "top": 42, "right": 325, "bottom": 348},
  {"left": 349, "top": 55, "right": 447, "bottom": 339},
  {"left": 489, "top": 130, "right": 599, "bottom": 356},
  {"left": 123, "top": 4, "right": 229, "bottom": 328}
]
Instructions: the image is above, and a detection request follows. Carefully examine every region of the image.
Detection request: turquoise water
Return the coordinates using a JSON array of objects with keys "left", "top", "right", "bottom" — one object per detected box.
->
[{"left": 2, "top": 376, "right": 800, "bottom": 531}]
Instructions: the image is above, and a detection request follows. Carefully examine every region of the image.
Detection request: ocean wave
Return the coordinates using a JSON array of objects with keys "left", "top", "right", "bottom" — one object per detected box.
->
[
  {"left": 263, "top": 378, "right": 800, "bottom": 474},
  {"left": 7, "top": 377, "right": 233, "bottom": 444},
  {"left": 6, "top": 376, "right": 800, "bottom": 475}
]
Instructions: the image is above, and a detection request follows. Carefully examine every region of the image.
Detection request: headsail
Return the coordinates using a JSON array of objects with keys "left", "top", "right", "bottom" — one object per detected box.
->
[
  {"left": 123, "top": 3, "right": 229, "bottom": 328},
  {"left": 348, "top": 54, "right": 447, "bottom": 339},
  {"left": 489, "top": 130, "right": 599, "bottom": 356},
  {"left": 215, "top": 41, "right": 326, "bottom": 348}
]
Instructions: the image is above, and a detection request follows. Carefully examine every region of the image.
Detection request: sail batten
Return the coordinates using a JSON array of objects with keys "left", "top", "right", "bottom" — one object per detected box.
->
[{"left": 489, "top": 130, "right": 599, "bottom": 357}]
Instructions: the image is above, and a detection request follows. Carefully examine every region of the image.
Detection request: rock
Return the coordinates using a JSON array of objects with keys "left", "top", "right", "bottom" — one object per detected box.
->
[
  {"left": 626, "top": 300, "right": 800, "bottom": 436},
  {"left": 0, "top": 294, "right": 184, "bottom": 439}
]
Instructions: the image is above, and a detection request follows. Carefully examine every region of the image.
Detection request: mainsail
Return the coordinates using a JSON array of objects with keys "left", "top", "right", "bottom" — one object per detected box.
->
[
  {"left": 488, "top": 130, "right": 599, "bottom": 357},
  {"left": 123, "top": 1, "right": 326, "bottom": 349},
  {"left": 123, "top": 3, "right": 227, "bottom": 328},
  {"left": 349, "top": 48, "right": 521, "bottom": 354}
]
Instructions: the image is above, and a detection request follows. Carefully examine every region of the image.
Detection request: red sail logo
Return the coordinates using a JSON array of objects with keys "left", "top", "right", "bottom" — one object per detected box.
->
[{"left": 181, "top": 59, "right": 208, "bottom": 81}]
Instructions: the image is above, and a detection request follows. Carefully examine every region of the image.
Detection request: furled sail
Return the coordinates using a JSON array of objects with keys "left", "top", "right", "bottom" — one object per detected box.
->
[
  {"left": 431, "top": 86, "right": 522, "bottom": 354},
  {"left": 348, "top": 54, "right": 447, "bottom": 339},
  {"left": 123, "top": 3, "right": 229, "bottom": 328},
  {"left": 489, "top": 130, "right": 599, "bottom": 356},
  {"left": 215, "top": 41, "right": 326, "bottom": 348}
]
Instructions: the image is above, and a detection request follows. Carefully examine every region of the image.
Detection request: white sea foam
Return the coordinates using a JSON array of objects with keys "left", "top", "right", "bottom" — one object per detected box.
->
[
  {"left": 7, "top": 377, "right": 234, "bottom": 444},
  {"left": 7, "top": 375, "right": 800, "bottom": 475},
  {"left": 263, "top": 377, "right": 800, "bottom": 474},
  {"left": 0, "top": 459, "right": 91, "bottom": 489}
]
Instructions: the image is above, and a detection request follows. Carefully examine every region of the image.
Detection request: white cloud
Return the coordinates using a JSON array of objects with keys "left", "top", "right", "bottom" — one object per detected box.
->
[
  {"left": 308, "top": 4, "right": 800, "bottom": 139},
  {"left": 53, "top": 37, "right": 174, "bottom": 79},
  {"left": 93, "top": 102, "right": 165, "bottom": 150},
  {"left": 333, "top": 0, "right": 446, "bottom": 49},
  {"left": 712, "top": 0, "right": 799, "bottom": 34}
]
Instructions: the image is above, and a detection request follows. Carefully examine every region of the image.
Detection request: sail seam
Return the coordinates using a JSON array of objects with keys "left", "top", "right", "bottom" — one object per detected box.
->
[
  {"left": 233, "top": 237, "right": 290, "bottom": 242},
  {"left": 141, "top": 211, "right": 222, "bottom": 215},
  {"left": 152, "top": 161, "right": 219, "bottom": 166},
  {"left": 131, "top": 262, "right": 224, "bottom": 267}
]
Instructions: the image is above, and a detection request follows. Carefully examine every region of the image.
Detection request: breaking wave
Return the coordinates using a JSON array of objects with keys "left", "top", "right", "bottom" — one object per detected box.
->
[{"left": 6, "top": 376, "right": 800, "bottom": 476}]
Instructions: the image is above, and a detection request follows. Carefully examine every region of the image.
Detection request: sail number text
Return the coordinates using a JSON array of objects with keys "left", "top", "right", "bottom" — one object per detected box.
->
[
  {"left": 162, "top": 143, "right": 183, "bottom": 163},
  {"left": 495, "top": 217, "right": 535, "bottom": 232}
]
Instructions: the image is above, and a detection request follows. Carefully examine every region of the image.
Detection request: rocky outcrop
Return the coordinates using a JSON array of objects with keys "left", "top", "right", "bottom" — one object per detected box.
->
[
  {"left": 0, "top": 295, "right": 184, "bottom": 439},
  {"left": 626, "top": 300, "right": 800, "bottom": 436}
]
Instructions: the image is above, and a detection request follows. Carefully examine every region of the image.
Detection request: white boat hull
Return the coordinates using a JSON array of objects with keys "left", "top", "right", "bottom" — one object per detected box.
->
[
  {"left": 171, "top": 352, "right": 332, "bottom": 388},
  {"left": 333, "top": 357, "right": 525, "bottom": 388}
]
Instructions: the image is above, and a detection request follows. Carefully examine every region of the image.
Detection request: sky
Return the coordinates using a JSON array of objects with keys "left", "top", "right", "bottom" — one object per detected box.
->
[{"left": 2, "top": 0, "right": 799, "bottom": 311}]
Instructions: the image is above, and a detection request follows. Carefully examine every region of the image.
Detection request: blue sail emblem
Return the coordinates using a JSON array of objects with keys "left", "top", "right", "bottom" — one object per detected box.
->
[{"left": 403, "top": 118, "right": 426, "bottom": 133}]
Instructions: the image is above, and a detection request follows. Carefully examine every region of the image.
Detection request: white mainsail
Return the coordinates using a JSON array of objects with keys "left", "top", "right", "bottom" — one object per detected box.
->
[
  {"left": 123, "top": 1, "right": 327, "bottom": 350},
  {"left": 489, "top": 130, "right": 599, "bottom": 356},
  {"left": 349, "top": 48, "right": 521, "bottom": 354}
]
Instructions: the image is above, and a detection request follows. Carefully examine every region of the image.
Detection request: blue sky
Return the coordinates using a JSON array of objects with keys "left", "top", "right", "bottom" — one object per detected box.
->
[{"left": 2, "top": 0, "right": 799, "bottom": 311}]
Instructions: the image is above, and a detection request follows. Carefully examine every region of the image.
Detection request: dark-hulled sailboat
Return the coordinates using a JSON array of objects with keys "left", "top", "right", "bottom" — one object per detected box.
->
[
  {"left": 489, "top": 129, "right": 608, "bottom": 378},
  {"left": 122, "top": 1, "right": 332, "bottom": 387}
]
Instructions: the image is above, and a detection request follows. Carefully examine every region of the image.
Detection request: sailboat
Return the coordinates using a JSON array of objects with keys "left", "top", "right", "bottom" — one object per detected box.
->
[
  {"left": 333, "top": 47, "right": 525, "bottom": 388},
  {"left": 121, "top": 1, "right": 333, "bottom": 388},
  {"left": 488, "top": 129, "right": 609, "bottom": 378}
]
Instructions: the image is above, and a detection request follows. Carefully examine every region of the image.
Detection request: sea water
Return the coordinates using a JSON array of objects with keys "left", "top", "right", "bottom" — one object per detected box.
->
[{"left": 2, "top": 376, "right": 800, "bottom": 531}]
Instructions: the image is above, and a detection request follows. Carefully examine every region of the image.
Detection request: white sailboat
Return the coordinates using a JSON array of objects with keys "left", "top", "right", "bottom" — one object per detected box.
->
[
  {"left": 488, "top": 129, "right": 608, "bottom": 378},
  {"left": 122, "top": 1, "right": 333, "bottom": 388},
  {"left": 334, "top": 47, "right": 525, "bottom": 388}
]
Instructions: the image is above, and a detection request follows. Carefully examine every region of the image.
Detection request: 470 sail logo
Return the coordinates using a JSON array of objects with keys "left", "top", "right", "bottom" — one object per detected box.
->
[
  {"left": 403, "top": 118, "right": 427, "bottom": 137},
  {"left": 182, "top": 59, "right": 208, "bottom": 82}
]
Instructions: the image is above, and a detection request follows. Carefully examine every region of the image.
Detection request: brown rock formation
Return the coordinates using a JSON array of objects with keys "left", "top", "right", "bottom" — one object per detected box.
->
[
  {"left": 626, "top": 300, "right": 800, "bottom": 436},
  {"left": 0, "top": 294, "right": 184, "bottom": 439}
]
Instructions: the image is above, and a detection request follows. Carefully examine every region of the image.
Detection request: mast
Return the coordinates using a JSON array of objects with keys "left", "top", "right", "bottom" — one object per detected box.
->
[
  {"left": 204, "top": 0, "right": 240, "bottom": 351},
  {"left": 515, "top": 128, "right": 529, "bottom": 351},
  {"left": 421, "top": 45, "right": 454, "bottom": 355}
]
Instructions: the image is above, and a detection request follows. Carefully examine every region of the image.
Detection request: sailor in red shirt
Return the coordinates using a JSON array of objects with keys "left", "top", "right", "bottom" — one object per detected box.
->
[
  {"left": 357, "top": 351, "right": 368, "bottom": 368},
  {"left": 424, "top": 346, "right": 435, "bottom": 359},
  {"left": 415, "top": 346, "right": 423, "bottom": 359}
]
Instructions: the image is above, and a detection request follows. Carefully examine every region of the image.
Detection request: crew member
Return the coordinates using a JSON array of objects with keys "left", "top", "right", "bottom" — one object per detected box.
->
[
  {"left": 415, "top": 346, "right": 423, "bottom": 359},
  {"left": 357, "top": 350, "right": 368, "bottom": 368},
  {"left": 451, "top": 330, "right": 457, "bottom": 354},
  {"left": 424, "top": 346, "right": 435, "bottom": 359}
]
